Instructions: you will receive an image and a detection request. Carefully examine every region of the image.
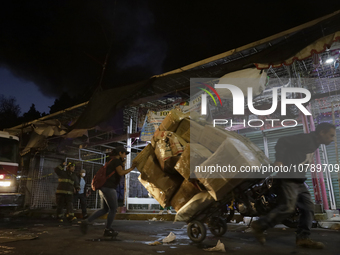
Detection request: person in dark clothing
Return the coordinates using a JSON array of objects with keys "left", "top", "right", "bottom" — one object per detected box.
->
[
  {"left": 74, "top": 169, "right": 89, "bottom": 219},
  {"left": 252, "top": 123, "right": 336, "bottom": 249},
  {"left": 81, "top": 146, "right": 137, "bottom": 237},
  {"left": 251, "top": 122, "right": 336, "bottom": 249},
  {"left": 55, "top": 162, "right": 80, "bottom": 222}
]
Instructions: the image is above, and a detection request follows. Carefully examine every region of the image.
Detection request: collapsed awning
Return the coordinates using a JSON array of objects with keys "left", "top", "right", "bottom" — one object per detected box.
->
[
  {"left": 255, "top": 31, "right": 340, "bottom": 69},
  {"left": 17, "top": 120, "right": 68, "bottom": 155}
]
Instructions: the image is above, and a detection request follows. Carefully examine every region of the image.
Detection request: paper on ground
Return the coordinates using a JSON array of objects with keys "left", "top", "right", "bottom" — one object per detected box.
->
[
  {"left": 162, "top": 232, "right": 176, "bottom": 243},
  {"left": 203, "top": 240, "right": 226, "bottom": 252}
]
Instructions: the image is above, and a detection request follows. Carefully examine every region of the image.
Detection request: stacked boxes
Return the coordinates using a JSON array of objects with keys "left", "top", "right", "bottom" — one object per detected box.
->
[
  {"left": 134, "top": 109, "right": 190, "bottom": 208},
  {"left": 135, "top": 109, "right": 270, "bottom": 219}
]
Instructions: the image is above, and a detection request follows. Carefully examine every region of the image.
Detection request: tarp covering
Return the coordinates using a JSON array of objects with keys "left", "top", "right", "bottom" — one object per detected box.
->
[
  {"left": 70, "top": 13, "right": 340, "bottom": 131},
  {"left": 255, "top": 31, "right": 340, "bottom": 69},
  {"left": 216, "top": 68, "right": 267, "bottom": 98},
  {"left": 71, "top": 78, "right": 160, "bottom": 130}
]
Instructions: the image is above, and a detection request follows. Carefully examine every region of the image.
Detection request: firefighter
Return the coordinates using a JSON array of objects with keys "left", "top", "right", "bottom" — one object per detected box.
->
[{"left": 55, "top": 162, "right": 80, "bottom": 222}]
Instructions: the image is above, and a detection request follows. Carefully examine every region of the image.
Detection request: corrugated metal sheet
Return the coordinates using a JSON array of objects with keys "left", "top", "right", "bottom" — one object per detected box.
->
[{"left": 322, "top": 129, "right": 340, "bottom": 208}]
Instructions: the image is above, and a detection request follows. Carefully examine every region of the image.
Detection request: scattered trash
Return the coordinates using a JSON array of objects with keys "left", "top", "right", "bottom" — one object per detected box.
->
[
  {"left": 149, "top": 217, "right": 158, "bottom": 221},
  {"left": 156, "top": 251, "right": 165, "bottom": 254},
  {"left": 243, "top": 217, "right": 252, "bottom": 225},
  {"left": 33, "top": 224, "right": 44, "bottom": 227},
  {"left": 0, "top": 235, "right": 38, "bottom": 244},
  {"left": 93, "top": 222, "right": 105, "bottom": 226},
  {"left": 331, "top": 223, "right": 340, "bottom": 230},
  {"left": 238, "top": 221, "right": 245, "bottom": 225},
  {"left": 230, "top": 220, "right": 236, "bottom": 223},
  {"left": 148, "top": 241, "right": 162, "bottom": 246},
  {"left": 203, "top": 240, "right": 226, "bottom": 252},
  {"left": 162, "top": 232, "right": 176, "bottom": 243},
  {"left": 0, "top": 245, "right": 15, "bottom": 254}
]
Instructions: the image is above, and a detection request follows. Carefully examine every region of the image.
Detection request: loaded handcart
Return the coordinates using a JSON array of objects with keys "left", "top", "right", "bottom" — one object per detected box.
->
[{"left": 133, "top": 110, "right": 271, "bottom": 243}]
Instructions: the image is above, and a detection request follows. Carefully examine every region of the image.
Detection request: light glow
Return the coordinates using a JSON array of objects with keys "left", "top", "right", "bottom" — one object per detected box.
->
[
  {"left": 0, "top": 174, "right": 4, "bottom": 179},
  {"left": 0, "top": 181, "right": 11, "bottom": 187},
  {"left": 326, "top": 58, "right": 334, "bottom": 64}
]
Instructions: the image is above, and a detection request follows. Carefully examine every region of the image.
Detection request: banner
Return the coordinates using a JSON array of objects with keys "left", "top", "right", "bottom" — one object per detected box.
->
[{"left": 140, "top": 101, "right": 195, "bottom": 142}]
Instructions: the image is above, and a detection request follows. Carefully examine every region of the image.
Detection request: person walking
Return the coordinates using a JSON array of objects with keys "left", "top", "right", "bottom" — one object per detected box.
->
[
  {"left": 80, "top": 146, "right": 137, "bottom": 237},
  {"left": 251, "top": 122, "right": 336, "bottom": 249}
]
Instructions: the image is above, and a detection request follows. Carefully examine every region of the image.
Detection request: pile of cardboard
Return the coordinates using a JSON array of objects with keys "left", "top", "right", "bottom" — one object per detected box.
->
[
  {"left": 134, "top": 109, "right": 270, "bottom": 221},
  {"left": 134, "top": 110, "right": 201, "bottom": 209}
]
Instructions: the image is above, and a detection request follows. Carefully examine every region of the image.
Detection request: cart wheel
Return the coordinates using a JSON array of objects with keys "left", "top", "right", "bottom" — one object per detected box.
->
[
  {"left": 208, "top": 216, "right": 227, "bottom": 237},
  {"left": 187, "top": 220, "right": 207, "bottom": 243}
]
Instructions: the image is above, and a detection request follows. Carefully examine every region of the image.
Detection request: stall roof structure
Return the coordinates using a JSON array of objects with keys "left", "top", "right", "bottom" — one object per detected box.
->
[{"left": 4, "top": 10, "right": 340, "bottom": 151}]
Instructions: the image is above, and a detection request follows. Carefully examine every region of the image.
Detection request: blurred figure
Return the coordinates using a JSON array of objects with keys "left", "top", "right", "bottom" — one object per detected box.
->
[{"left": 251, "top": 123, "right": 336, "bottom": 249}]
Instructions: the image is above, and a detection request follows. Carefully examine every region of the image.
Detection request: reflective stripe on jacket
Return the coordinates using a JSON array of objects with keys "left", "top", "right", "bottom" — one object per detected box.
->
[{"left": 54, "top": 164, "right": 79, "bottom": 194}]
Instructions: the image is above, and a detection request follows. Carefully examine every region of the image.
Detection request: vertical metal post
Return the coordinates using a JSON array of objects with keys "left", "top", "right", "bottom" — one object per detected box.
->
[
  {"left": 309, "top": 107, "right": 329, "bottom": 210},
  {"left": 321, "top": 144, "right": 336, "bottom": 209},
  {"left": 124, "top": 117, "right": 132, "bottom": 210},
  {"left": 135, "top": 107, "right": 139, "bottom": 133},
  {"left": 92, "top": 163, "right": 98, "bottom": 209},
  {"left": 300, "top": 110, "right": 322, "bottom": 204},
  {"left": 263, "top": 132, "right": 269, "bottom": 158},
  {"left": 331, "top": 102, "right": 340, "bottom": 205}
]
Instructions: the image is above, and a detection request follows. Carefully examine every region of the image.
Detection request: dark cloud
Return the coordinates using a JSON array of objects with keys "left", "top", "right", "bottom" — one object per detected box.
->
[
  {"left": 0, "top": 0, "right": 340, "bottom": 99},
  {"left": 0, "top": 0, "right": 166, "bottom": 98}
]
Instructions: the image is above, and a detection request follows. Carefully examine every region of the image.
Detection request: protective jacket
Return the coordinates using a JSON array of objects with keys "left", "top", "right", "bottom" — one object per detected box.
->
[{"left": 55, "top": 164, "right": 80, "bottom": 194}]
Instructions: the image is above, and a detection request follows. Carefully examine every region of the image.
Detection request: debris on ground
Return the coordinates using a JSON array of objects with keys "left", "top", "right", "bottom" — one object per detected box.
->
[
  {"left": 93, "top": 222, "right": 105, "bottom": 226},
  {"left": 203, "top": 240, "right": 226, "bottom": 252},
  {"left": 331, "top": 223, "right": 340, "bottom": 230},
  {"left": 149, "top": 217, "right": 158, "bottom": 221},
  {"left": 162, "top": 232, "right": 176, "bottom": 243},
  {"left": 0, "top": 235, "right": 37, "bottom": 244},
  {"left": 148, "top": 241, "right": 162, "bottom": 246}
]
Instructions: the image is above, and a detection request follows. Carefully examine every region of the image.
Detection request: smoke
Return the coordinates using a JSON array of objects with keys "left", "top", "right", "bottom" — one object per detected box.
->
[
  {"left": 0, "top": 0, "right": 167, "bottom": 98},
  {"left": 1, "top": 0, "right": 340, "bottom": 101}
]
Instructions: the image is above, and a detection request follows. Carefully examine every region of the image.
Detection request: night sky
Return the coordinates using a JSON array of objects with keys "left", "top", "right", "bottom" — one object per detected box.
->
[{"left": 1, "top": 0, "right": 340, "bottom": 114}]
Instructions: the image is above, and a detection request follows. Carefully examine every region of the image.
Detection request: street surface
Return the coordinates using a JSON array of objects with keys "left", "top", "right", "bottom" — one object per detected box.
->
[{"left": 0, "top": 218, "right": 339, "bottom": 255}]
